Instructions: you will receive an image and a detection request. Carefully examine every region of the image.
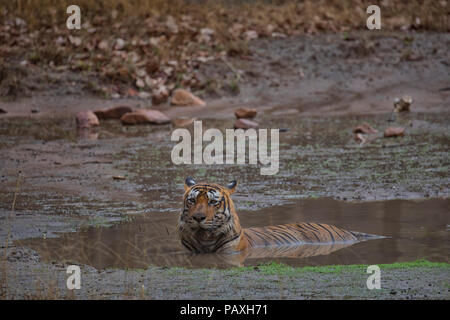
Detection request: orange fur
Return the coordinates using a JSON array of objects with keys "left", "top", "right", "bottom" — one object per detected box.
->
[{"left": 177, "top": 178, "right": 375, "bottom": 253}]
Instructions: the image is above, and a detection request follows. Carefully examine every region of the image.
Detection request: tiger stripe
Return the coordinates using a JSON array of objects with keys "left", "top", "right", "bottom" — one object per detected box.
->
[{"left": 177, "top": 178, "right": 380, "bottom": 253}]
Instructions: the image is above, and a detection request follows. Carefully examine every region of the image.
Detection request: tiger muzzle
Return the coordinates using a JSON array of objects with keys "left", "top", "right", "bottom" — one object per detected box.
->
[{"left": 192, "top": 212, "right": 206, "bottom": 223}]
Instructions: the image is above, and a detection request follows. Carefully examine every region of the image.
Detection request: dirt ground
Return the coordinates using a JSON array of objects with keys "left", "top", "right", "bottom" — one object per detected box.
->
[
  {"left": 3, "top": 246, "right": 449, "bottom": 299},
  {"left": 1, "top": 31, "right": 449, "bottom": 299}
]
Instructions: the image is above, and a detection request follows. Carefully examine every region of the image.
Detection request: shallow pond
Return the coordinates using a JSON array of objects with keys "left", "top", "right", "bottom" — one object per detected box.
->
[{"left": 17, "top": 198, "right": 449, "bottom": 269}]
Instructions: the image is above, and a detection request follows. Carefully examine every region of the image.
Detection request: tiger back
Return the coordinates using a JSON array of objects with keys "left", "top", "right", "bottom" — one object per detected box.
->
[{"left": 244, "top": 222, "right": 366, "bottom": 247}]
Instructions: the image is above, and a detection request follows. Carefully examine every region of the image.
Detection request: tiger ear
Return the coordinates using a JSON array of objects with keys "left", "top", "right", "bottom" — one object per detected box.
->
[
  {"left": 226, "top": 180, "right": 237, "bottom": 194},
  {"left": 184, "top": 177, "right": 196, "bottom": 190}
]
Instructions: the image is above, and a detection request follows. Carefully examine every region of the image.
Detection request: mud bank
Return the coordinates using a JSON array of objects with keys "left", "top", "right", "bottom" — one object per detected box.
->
[{"left": 2, "top": 253, "right": 449, "bottom": 299}]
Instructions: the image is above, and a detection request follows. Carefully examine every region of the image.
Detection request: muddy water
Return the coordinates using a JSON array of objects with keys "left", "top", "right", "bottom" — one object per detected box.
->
[{"left": 17, "top": 198, "right": 449, "bottom": 269}]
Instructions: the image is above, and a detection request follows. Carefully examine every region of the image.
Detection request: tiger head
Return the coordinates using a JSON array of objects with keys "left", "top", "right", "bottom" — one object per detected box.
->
[{"left": 177, "top": 177, "right": 244, "bottom": 253}]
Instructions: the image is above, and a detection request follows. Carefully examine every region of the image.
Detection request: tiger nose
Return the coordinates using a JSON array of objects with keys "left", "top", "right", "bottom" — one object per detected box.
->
[{"left": 193, "top": 213, "right": 206, "bottom": 222}]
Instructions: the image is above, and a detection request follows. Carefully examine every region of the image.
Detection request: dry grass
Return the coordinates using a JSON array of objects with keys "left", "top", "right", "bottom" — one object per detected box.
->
[
  {"left": 0, "top": 0, "right": 448, "bottom": 97},
  {"left": 2, "top": 0, "right": 447, "bottom": 31}
]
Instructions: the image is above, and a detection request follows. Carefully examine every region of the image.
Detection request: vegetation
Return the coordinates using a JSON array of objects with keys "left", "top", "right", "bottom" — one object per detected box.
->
[{"left": 234, "top": 259, "right": 450, "bottom": 275}]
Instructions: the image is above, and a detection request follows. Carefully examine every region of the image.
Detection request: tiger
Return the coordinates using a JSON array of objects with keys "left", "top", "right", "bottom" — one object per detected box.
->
[{"left": 177, "top": 177, "right": 380, "bottom": 254}]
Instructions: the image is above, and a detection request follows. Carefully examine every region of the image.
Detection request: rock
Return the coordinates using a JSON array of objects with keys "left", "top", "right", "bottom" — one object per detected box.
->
[
  {"left": 172, "top": 118, "right": 196, "bottom": 127},
  {"left": 120, "top": 109, "right": 170, "bottom": 125},
  {"left": 384, "top": 126, "right": 405, "bottom": 138},
  {"left": 76, "top": 110, "right": 100, "bottom": 128},
  {"left": 234, "top": 119, "right": 258, "bottom": 129},
  {"left": 171, "top": 89, "right": 206, "bottom": 107},
  {"left": 353, "top": 122, "right": 378, "bottom": 134},
  {"left": 394, "top": 95, "right": 413, "bottom": 112},
  {"left": 31, "top": 109, "right": 40, "bottom": 113},
  {"left": 94, "top": 106, "right": 133, "bottom": 120},
  {"left": 235, "top": 108, "right": 257, "bottom": 119}
]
